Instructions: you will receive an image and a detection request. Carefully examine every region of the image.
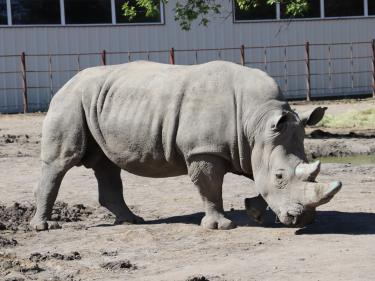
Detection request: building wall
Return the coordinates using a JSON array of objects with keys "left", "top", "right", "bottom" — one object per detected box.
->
[{"left": 1, "top": 0, "right": 375, "bottom": 112}]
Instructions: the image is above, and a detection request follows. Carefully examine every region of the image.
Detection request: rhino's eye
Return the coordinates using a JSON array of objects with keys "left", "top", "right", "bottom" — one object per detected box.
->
[
  {"left": 275, "top": 172, "right": 283, "bottom": 179},
  {"left": 275, "top": 171, "right": 287, "bottom": 189}
]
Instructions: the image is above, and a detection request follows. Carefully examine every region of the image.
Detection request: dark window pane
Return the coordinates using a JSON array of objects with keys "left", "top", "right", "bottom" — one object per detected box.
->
[
  {"left": 11, "top": 0, "right": 60, "bottom": 25},
  {"left": 234, "top": 1, "right": 276, "bottom": 21},
  {"left": 281, "top": 0, "right": 320, "bottom": 19},
  {"left": 325, "top": 0, "right": 363, "bottom": 17},
  {"left": 65, "top": 0, "right": 111, "bottom": 24},
  {"left": 115, "top": 0, "right": 161, "bottom": 23},
  {"left": 0, "top": 0, "right": 7, "bottom": 25},
  {"left": 369, "top": 0, "right": 375, "bottom": 15}
]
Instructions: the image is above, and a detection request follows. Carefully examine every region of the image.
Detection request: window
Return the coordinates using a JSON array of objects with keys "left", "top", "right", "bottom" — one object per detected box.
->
[
  {"left": 11, "top": 0, "right": 60, "bottom": 25},
  {"left": 325, "top": 0, "right": 364, "bottom": 17},
  {"left": 64, "top": 0, "right": 112, "bottom": 24},
  {"left": 0, "top": 0, "right": 6, "bottom": 25},
  {"left": 115, "top": 0, "right": 162, "bottom": 23},
  {"left": 369, "top": 0, "right": 375, "bottom": 15},
  {"left": 234, "top": 1, "right": 276, "bottom": 21},
  {"left": 281, "top": 0, "right": 320, "bottom": 19}
]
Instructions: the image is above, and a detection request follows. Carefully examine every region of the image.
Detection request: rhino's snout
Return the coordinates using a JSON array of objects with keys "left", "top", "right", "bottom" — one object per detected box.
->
[{"left": 278, "top": 204, "right": 316, "bottom": 227}]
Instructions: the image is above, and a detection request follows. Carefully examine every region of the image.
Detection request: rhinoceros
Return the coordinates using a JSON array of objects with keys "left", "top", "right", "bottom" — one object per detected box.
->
[{"left": 30, "top": 60, "right": 341, "bottom": 231}]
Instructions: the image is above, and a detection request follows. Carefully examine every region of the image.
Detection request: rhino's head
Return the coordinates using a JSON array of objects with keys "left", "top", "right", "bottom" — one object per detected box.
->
[{"left": 248, "top": 102, "right": 341, "bottom": 227}]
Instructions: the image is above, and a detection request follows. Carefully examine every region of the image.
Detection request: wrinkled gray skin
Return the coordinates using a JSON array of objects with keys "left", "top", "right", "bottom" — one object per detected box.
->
[{"left": 30, "top": 61, "right": 341, "bottom": 231}]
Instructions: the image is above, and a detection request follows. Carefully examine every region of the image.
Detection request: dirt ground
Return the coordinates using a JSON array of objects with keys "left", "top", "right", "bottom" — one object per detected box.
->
[{"left": 1, "top": 99, "right": 375, "bottom": 281}]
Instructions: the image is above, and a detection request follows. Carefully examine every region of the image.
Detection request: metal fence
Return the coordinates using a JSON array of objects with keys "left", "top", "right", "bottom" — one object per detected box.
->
[{"left": 0, "top": 40, "right": 374, "bottom": 113}]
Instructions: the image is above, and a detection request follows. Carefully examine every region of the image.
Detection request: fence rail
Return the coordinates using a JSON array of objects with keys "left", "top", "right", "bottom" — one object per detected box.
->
[{"left": 0, "top": 40, "right": 374, "bottom": 113}]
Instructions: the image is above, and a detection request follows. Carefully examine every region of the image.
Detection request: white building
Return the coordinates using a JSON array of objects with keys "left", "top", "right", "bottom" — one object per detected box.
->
[{"left": 0, "top": 0, "right": 375, "bottom": 113}]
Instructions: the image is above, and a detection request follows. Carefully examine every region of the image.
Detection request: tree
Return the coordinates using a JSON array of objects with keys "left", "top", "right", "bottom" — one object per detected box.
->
[{"left": 122, "top": 0, "right": 309, "bottom": 30}]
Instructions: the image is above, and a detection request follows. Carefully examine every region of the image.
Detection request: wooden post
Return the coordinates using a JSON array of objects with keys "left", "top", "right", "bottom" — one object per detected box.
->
[
  {"left": 240, "top": 44, "right": 245, "bottom": 66},
  {"left": 48, "top": 55, "right": 53, "bottom": 100},
  {"left": 169, "top": 47, "right": 175, "bottom": 64},
  {"left": 305, "top": 41, "right": 311, "bottom": 101},
  {"left": 372, "top": 39, "right": 375, "bottom": 98},
  {"left": 20, "top": 52, "right": 28, "bottom": 113},
  {"left": 101, "top": 49, "right": 106, "bottom": 65}
]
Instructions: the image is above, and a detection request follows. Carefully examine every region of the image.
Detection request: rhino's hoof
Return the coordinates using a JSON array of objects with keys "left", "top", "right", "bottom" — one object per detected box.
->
[
  {"left": 30, "top": 218, "right": 49, "bottom": 231},
  {"left": 201, "top": 215, "right": 236, "bottom": 230}
]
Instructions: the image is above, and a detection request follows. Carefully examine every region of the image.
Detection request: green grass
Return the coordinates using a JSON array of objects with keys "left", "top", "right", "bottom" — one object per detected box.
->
[
  {"left": 318, "top": 108, "right": 375, "bottom": 129},
  {"left": 319, "top": 155, "right": 375, "bottom": 165}
]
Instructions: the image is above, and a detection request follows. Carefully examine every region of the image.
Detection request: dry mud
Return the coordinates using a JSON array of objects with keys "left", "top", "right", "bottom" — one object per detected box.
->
[{"left": 1, "top": 101, "right": 375, "bottom": 281}]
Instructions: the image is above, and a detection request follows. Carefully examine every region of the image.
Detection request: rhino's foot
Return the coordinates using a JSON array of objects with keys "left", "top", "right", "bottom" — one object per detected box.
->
[
  {"left": 246, "top": 207, "right": 265, "bottom": 224},
  {"left": 30, "top": 216, "right": 49, "bottom": 231},
  {"left": 201, "top": 214, "right": 236, "bottom": 230},
  {"left": 114, "top": 214, "right": 145, "bottom": 225}
]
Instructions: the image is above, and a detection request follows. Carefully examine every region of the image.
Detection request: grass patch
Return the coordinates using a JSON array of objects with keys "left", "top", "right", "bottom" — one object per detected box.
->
[{"left": 318, "top": 108, "right": 375, "bottom": 129}]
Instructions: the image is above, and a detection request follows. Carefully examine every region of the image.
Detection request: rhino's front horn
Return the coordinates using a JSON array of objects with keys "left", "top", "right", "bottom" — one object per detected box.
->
[
  {"left": 303, "top": 181, "right": 342, "bottom": 207},
  {"left": 295, "top": 161, "right": 321, "bottom": 182}
]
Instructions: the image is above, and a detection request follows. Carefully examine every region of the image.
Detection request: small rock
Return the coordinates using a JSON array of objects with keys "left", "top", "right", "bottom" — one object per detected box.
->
[
  {"left": 51, "top": 214, "right": 60, "bottom": 221},
  {"left": 50, "top": 253, "right": 65, "bottom": 260},
  {"left": 29, "top": 252, "right": 45, "bottom": 263},
  {"left": 0, "top": 236, "right": 18, "bottom": 248},
  {"left": 19, "top": 263, "right": 43, "bottom": 274},
  {"left": 49, "top": 222, "right": 62, "bottom": 230},
  {"left": 0, "top": 222, "right": 6, "bottom": 230},
  {"left": 65, "top": 251, "right": 81, "bottom": 261},
  {"left": 5, "top": 277, "right": 25, "bottom": 281},
  {"left": 186, "top": 276, "right": 210, "bottom": 281},
  {"left": 101, "top": 260, "right": 137, "bottom": 271},
  {"left": 101, "top": 250, "right": 118, "bottom": 257}
]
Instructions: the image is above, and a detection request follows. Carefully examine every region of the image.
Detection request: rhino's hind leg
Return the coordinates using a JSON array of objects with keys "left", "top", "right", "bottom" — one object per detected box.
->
[
  {"left": 30, "top": 162, "right": 68, "bottom": 231},
  {"left": 93, "top": 155, "right": 144, "bottom": 225},
  {"left": 188, "top": 154, "right": 235, "bottom": 230}
]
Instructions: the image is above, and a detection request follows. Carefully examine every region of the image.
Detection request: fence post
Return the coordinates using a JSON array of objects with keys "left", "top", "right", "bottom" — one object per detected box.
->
[
  {"left": 304, "top": 41, "right": 311, "bottom": 101},
  {"left": 169, "top": 47, "right": 175, "bottom": 64},
  {"left": 48, "top": 55, "right": 53, "bottom": 100},
  {"left": 372, "top": 39, "right": 375, "bottom": 98},
  {"left": 101, "top": 49, "right": 106, "bottom": 65},
  {"left": 20, "top": 52, "right": 28, "bottom": 113},
  {"left": 240, "top": 45, "right": 245, "bottom": 66}
]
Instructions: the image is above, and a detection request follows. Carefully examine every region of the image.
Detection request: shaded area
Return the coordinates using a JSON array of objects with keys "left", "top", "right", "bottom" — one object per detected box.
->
[
  {"left": 296, "top": 211, "right": 375, "bottom": 235},
  {"left": 307, "top": 129, "right": 375, "bottom": 139},
  {"left": 146, "top": 209, "right": 281, "bottom": 228},
  {"left": 146, "top": 209, "right": 375, "bottom": 236}
]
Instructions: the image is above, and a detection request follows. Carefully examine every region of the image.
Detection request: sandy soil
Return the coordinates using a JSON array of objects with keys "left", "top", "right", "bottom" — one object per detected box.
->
[{"left": 1, "top": 100, "right": 375, "bottom": 281}]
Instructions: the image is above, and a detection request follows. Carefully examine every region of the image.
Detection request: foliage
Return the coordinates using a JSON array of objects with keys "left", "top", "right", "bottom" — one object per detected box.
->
[{"left": 122, "top": 0, "right": 309, "bottom": 30}]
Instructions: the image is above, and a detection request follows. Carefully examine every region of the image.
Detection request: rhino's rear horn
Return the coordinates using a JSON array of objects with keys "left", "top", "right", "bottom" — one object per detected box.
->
[{"left": 295, "top": 161, "right": 321, "bottom": 182}]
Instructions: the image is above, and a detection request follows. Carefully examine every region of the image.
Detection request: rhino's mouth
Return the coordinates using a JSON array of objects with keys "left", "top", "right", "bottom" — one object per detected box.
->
[{"left": 277, "top": 204, "right": 316, "bottom": 227}]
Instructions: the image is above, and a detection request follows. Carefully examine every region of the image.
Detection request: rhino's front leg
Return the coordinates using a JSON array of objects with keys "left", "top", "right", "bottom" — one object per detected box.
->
[
  {"left": 188, "top": 154, "right": 236, "bottom": 230},
  {"left": 244, "top": 195, "right": 268, "bottom": 224}
]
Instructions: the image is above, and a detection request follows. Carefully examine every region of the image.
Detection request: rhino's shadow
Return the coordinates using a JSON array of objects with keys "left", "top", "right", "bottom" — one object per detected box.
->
[
  {"left": 295, "top": 211, "right": 375, "bottom": 235},
  {"left": 147, "top": 209, "right": 375, "bottom": 235},
  {"left": 147, "top": 209, "right": 281, "bottom": 228}
]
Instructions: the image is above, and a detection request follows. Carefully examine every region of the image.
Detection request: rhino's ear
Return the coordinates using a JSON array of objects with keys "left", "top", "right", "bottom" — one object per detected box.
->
[
  {"left": 272, "top": 111, "right": 292, "bottom": 130},
  {"left": 299, "top": 106, "right": 327, "bottom": 126}
]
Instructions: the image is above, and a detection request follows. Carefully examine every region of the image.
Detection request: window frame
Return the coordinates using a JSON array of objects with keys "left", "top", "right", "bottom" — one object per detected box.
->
[
  {"left": 233, "top": 0, "right": 373, "bottom": 23},
  {"left": 232, "top": 0, "right": 278, "bottom": 23},
  {"left": 323, "top": 0, "right": 365, "bottom": 18},
  {"left": 1, "top": 0, "right": 164, "bottom": 27},
  {"left": 9, "top": 0, "right": 62, "bottom": 25}
]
